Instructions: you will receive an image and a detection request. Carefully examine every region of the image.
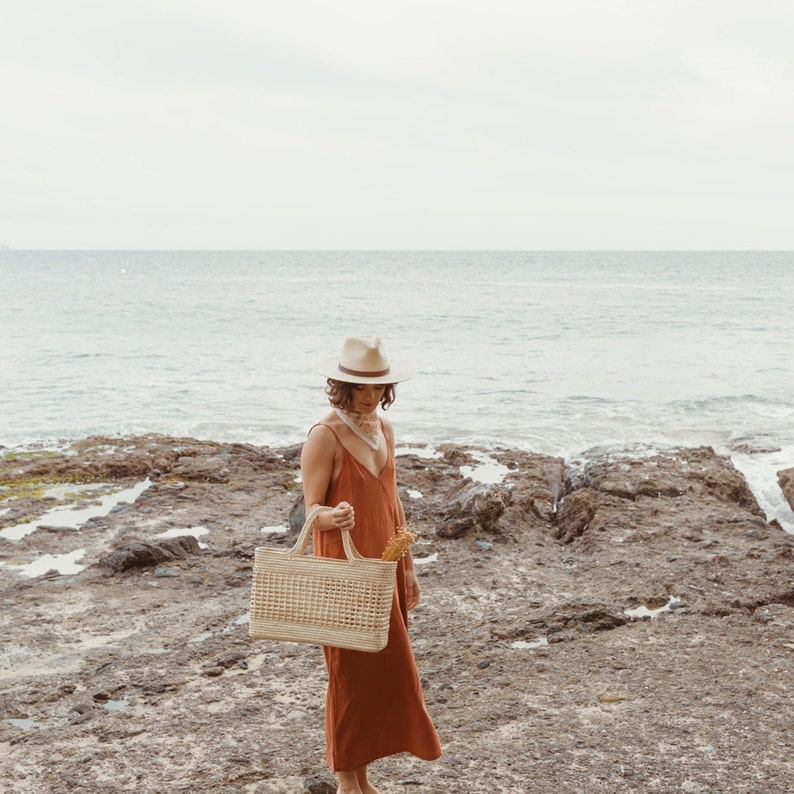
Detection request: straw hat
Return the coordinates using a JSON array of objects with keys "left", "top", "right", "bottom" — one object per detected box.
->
[{"left": 314, "top": 335, "right": 415, "bottom": 384}]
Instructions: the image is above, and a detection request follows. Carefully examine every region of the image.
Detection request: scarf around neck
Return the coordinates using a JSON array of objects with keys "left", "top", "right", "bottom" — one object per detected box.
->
[{"left": 334, "top": 406, "right": 381, "bottom": 450}]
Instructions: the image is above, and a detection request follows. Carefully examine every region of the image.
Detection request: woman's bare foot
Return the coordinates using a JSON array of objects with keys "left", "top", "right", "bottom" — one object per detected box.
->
[
  {"left": 354, "top": 768, "right": 379, "bottom": 793},
  {"left": 337, "top": 772, "right": 362, "bottom": 794}
]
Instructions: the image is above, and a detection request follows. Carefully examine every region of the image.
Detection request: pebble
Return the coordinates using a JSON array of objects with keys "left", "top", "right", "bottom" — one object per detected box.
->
[
  {"left": 154, "top": 567, "right": 181, "bottom": 578},
  {"left": 302, "top": 773, "right": 335, "bottom": 793}
]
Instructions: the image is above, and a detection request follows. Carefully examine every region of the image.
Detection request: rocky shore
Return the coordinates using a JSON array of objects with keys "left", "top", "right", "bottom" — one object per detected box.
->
[{"left": 1, "top": 435, "right": 793, "bottom": 794}]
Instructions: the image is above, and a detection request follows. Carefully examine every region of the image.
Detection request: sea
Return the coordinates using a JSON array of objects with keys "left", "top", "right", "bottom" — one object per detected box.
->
[{"left": 1, "top": 250, "right": 793, "bottom": 531}]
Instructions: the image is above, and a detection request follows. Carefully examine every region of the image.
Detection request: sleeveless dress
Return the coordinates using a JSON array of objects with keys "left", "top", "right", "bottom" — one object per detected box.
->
[{"left": 310, "top": 423, "right": 442, "bottom": 772}]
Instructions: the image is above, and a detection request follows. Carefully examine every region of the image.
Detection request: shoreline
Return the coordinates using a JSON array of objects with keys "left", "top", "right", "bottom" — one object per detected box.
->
[{"left": 3, "top": 431, "right": 793, "bottom": 536}]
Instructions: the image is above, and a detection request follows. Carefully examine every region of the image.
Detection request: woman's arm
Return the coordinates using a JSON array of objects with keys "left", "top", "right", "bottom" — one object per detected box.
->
[
  {"left": 383, "top": 418, "right": 421, "bottom": 610},
  {"left": 400, "top": 502, "right": 421, "bottom": 610},
  {"left": 300, "top": 424, "right": 355, "bottom": 533}
]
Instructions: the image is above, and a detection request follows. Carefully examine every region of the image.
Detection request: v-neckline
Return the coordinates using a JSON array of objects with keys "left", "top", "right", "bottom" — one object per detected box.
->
[
  {"left": 341, "top": 442, "right": 390, "bottom": 480},
  {"left": 320, "top": 417, "right": 390, "bottom": 480}
]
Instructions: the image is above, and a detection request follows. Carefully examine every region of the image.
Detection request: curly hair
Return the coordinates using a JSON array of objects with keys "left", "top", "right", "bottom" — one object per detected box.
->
[{"left": 326, "top": 379, "right": 396, "bottom": 411}]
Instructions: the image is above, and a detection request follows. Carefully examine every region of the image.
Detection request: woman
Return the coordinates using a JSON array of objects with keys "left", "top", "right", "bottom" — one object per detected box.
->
[{"left": 301, "top": 335, "right": 442, "bottom": 794}]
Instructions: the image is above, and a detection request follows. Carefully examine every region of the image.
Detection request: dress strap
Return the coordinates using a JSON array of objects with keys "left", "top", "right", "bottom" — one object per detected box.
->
[{"left": 308, "top": 422, "right": 343, "bottom": 443}]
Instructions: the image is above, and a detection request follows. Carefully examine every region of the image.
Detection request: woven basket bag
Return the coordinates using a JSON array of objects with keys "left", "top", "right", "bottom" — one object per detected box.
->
[{"left": 249, "top": 506, "right": 398, "bottom": 652}]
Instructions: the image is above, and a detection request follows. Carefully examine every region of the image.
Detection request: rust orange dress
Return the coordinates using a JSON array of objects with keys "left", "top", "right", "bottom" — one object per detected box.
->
[{"left": 311, "top": 423, "right": 442, "bottom": 772}]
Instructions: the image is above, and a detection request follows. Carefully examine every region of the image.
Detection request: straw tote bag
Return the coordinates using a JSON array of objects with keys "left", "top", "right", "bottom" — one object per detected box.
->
[{"left": 249, "top": 506, "right": 398, "bottom": 652}]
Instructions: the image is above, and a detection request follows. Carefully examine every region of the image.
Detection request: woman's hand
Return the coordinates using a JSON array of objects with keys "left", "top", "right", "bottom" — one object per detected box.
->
[
  {"left": 405, "top": 568, "right": 420, "bottom": 611},
  {"left": 331, "top": 501, "right": 355, "bottom": 532}
]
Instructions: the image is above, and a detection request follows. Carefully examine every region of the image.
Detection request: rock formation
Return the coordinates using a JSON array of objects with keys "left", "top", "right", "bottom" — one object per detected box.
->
[{"left": 1, "top": 436, "right": 792, "bottom": 792}]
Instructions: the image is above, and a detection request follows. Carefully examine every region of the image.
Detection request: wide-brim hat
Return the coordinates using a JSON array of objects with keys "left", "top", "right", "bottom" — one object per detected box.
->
[{"left": 314, "top": 335, "right": 415, "bottom": 384}]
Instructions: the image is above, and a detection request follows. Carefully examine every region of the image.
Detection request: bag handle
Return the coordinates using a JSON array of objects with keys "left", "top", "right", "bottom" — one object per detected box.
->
[{"left": 287, "top": 505, "right": 366, "bottom": 562}]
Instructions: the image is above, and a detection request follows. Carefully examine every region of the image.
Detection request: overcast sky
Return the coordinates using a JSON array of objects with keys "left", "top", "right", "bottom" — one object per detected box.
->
[{"left": 2, "top": 1, "right": 793, "bottom": 250}]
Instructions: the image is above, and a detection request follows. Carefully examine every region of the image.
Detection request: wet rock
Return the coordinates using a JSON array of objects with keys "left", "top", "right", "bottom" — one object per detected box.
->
[
  {"left": 140, "top": 683, "right": 179, "bottom": 696},
  {"left": 438, "top": 446, "right": 473, "bottom": 467},
  {"left": 172, "top": 457, "right": 230, "bottom": 483},
  {"left": 302, "top": 773, "right": 336, "bottom": 793},
  {"left": 554, "top": 488, "right": 599, "bottom": 544},
  {"left": 0, "top": 434, "right": 291, "bottom": 497},
  {"left": 778, "top": 467, "right": 794, "bottom": 512},
  {"left": 436, "top": 515, "right": 476, "bottom": 539},
  {"left": 154, "top": 567, "right": 181, "bottom": 578},
  {"left": 493, "top": 599, "right": 627, "bottom": 643},
  {"left": 279, "top": 443, "right": 303, "bottom": 464},
  {"left": 568, "top": 447, "right": 762, "bottom": 513},
  {"left": 542, "top": 599, "right": 628, "bottom": 636},
  {"left": 435, "top": 481, "right": 511, "bottom": 537},
  {"left": 69, "top": 702, "right": 95, "bottom": 725},
  {"left": 732, "top": 439, "right": 782, "bottom": 454},
  {"left": 288, "top": 495, "right": 307, "bottom": 540},
  {"left": 498, "top": 451, "right": 564, "bottom": 526},
  {"left": 204, "top": 649, "right": 249, "bottom": 673},
  {"left": 97, "top": 536, "right": 200, "bottom": 573}
]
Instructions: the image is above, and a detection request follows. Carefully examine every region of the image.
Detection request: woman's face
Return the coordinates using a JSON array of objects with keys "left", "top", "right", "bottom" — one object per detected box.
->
[{"left": 350, "top": 383, "right": 386, "bottom": 414}]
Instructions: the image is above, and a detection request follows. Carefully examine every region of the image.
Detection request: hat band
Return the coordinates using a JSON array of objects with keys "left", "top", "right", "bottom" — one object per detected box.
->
[{"left": 338, "top": 363, "right": 391, "bottom": 378}]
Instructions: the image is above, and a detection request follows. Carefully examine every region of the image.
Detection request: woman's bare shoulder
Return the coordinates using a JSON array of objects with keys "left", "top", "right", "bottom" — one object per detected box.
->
[{"left": 305, "top": 415, "right": 340, "bottom": 447}]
